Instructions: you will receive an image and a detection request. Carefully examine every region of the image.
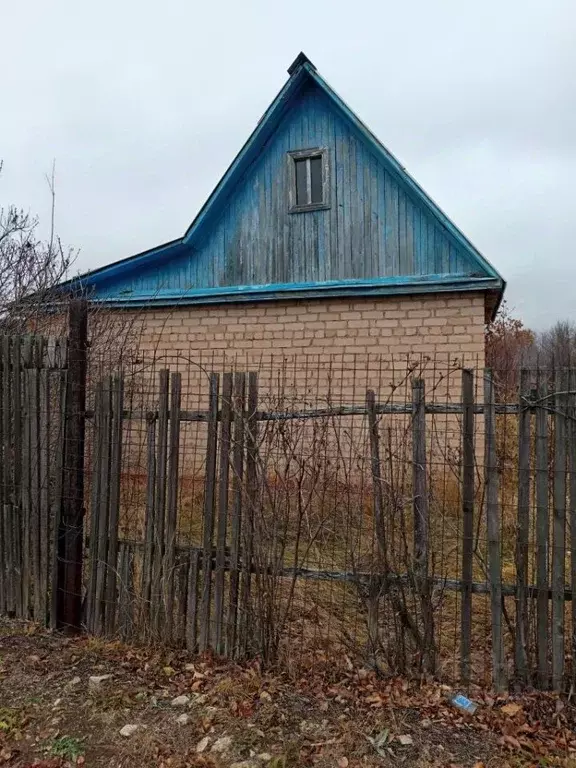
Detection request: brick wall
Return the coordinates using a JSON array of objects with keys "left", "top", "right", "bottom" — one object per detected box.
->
[{"left": 127, "top": 291, "right": 486, "bottom": 369}]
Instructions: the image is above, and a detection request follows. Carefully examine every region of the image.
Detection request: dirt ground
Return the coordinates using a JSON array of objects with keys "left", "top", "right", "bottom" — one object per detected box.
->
[{"left": 0, "top": 620, "right": 574, "bottom": 768}]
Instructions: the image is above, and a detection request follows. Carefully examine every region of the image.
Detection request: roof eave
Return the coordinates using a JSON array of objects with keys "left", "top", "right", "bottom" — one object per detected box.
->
[{"left": 80, "top": 275, "right": 503, "bottom": 308}]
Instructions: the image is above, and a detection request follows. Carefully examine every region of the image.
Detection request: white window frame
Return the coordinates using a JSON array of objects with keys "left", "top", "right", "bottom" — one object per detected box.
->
[{"left": 287, "top": 147, "right": 330, "bottom": 213}]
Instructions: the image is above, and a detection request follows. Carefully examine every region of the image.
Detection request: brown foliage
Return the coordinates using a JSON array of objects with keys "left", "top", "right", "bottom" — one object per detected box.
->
[{"left": 485, "top": 301, "right": 534, "bottom": 399}]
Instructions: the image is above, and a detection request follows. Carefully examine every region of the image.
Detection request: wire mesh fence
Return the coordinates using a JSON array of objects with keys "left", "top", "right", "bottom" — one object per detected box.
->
[{"left": 2, "top": 332, "right": 576, "bottom": 693}]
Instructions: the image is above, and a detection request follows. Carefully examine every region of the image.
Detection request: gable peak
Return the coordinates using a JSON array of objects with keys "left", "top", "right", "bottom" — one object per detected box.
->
[{"left": 287, "top": 52, "right": 316, "bottom": 76}]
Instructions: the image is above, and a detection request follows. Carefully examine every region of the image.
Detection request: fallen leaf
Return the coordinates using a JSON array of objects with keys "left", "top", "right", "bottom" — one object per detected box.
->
[
  {"left": 501, "top": 702, "right": 522, "bottom": 717},
  {"left": 163, "top": 666, "right": 176, "bottom": 677},
  {"left": 503, "top": 735, "right": 522, "bottom": 750}
]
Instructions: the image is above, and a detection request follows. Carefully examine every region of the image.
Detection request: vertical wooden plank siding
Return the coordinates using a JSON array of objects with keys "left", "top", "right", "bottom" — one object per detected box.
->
[
  {"left": 105, "top": 375, "right": 124, "bottom": 635},
  {"left": 239, "top": 372, "right": 258, "bottom": 656},
  {"left": 551, "top": 371, "right": 567, "bottom": 691},
  {"left": 214, "top": 372, "right": 233, "bottom": 654},
  {"left": 227, "top": 373, "right": 246, "bottom": 658},
  {"left": 152, "top": 369, "right": 169, "bottom": 635},
  {"left": 535, "top": 373, "right": 550, "bottom": 689},
  {"left": 515, "top": 369, "right": 530, "bottom": 682},
  {"left": 98, "top": 83, "right": 481, "bottom": 301},
  {"left": 460, "top": 369, "right": 475, "bottom": 685},
  {"left": 484, "top": 371, "right": 505, "bottom": 691},
  {"left": 199, "top": 373, "right": 220, "bottom": 651},
  {"left": 163, "top": 371, "right": 181, "bottom": 642}
]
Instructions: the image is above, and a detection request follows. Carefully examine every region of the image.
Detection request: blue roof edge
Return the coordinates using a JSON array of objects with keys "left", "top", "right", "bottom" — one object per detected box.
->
[{"left": 85, "top": 274, "right": 501, "bottom": 307}]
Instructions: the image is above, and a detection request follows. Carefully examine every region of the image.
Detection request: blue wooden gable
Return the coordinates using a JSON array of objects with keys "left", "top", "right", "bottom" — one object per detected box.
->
[{"left": 64, "top": 53, "right": 505, "bottom": 316}]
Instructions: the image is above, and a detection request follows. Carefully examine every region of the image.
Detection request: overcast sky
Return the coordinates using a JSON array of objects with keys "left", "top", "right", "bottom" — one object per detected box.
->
[{"left": 2, "top": 0, "right": 574, "bottom": 329}]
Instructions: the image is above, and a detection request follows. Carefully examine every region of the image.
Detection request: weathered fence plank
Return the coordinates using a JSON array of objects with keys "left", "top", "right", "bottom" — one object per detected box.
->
[
  {"left": 141, "top": 414, "right": 156, "bottom": 624},
  {"left": 199, "top": 373, "right": 220, "bottom": 652},
  {"left": 570, "top": 370, "right": 576, "bottom": 686},
  {"left": 186, "top": 548, "right": 200, "bottom": 652},
  {"left": 140, "top": 414, "right": 156, "bottom": 626},
  {"left": 227, "top": 372, "right": 246, "bottom": 658},
  {"left": 552, "top": 371, "right": 567, "bottom": 691},
  {"left": 2, "top": 338, "right": 14, "bottom": 616},
  {"left": 105, "top": 375, "right": 124, "bottom": 635},
  {"left": 460, "top": 369, "right": 475, "bottom": 685},
  {"left": 535, "top": 374, "right": 549, "bottom": 689},
  {"left": 239, "top": 372, "right": 258, "bottom": 657},
  {"left": 86, "top": 382, "right": 103, "bottom": 631},
  {"left": 11, "top": 338, "right": 23, "bottom": 618},
  {"left": 515, "top": 369, "right": 530, "bottom": 683},
  {"left": 367, "top": 389, "right": 387, "bottom": 565},
  {"left": 29, "top": 366, "right": 41, "bottom": 621},
  {"left": 118, "top": 542, "right": 135, "bottom": 641},
  {"left": 152, "top": 369, "right": 169, "bottom": 636},
  {"left": 57, "top": 302, "right": 88, "bottom": 632},
  {"left": 485, "top": 370, "right": 505, "bottom": 691},
  {"left": 163, "top": 372, "right": 181, "bottom": 642},
  {"left": 39, "top": 369, "right": 50, "bottom": 625},
  {"left": 21, "top": 355, "right": 31, "bottom": 619},
  {"left": 175, "top": 556, "right": 188, "bottom": 646},
  {"left": 214, "top": 372, "right": 233, "bottom": 654},
  {"left": 94, "top": 378, "right": 112, "bottom": 635},
  {"left": 0, "top": 347, "right": 7, "bottom": 616},
  {"left": 412, "top": 377, "right": 433, "bottom": 672},
  {"left": 50, "top": 371, "right": 67, "bottom": 629}
]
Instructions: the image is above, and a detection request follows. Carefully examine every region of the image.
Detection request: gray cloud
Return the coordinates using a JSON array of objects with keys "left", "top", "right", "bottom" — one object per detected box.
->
[{"left": 2, "top": 0, "right": 574, "bottom": 328}]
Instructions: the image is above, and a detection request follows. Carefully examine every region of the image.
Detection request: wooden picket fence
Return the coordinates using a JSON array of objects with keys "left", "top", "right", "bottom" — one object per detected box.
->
[
  {"left": 82, "top": 370, "right": 259, "bottom": 660},
  {"left": 0, "top": 334, "right": 68, "bottom": 627},
  {"left": 2, "top": 329, "right": 576, "bottom": 692}
]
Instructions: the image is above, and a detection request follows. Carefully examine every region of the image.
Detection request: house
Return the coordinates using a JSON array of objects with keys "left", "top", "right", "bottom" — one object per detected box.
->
[{"left": 62, "top": 53, "right": 505, "bottom": 401}]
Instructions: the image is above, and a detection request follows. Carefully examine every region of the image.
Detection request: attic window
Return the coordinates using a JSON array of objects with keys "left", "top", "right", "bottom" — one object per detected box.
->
[{"left": 288, "top": 148, "right": 329, "bottom": 212}]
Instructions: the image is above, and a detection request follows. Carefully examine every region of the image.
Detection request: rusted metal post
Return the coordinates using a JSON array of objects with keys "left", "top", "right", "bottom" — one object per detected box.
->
[{"left": 56, "top": 299, "right": 88, "bottom": 632}]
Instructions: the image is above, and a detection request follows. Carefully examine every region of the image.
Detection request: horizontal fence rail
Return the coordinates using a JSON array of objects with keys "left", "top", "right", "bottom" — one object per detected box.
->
[{"left": 83, "top": 400, "right": 556, "bottom": 422}]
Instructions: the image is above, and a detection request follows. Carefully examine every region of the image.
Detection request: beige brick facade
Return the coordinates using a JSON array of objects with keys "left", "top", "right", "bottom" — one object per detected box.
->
[{"left": 125, "top": 291, "right": 486, "bottom": 371}]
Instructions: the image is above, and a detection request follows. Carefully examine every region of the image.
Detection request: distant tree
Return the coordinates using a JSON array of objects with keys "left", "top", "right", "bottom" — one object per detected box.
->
[
  {"left": 536, "top": 320, "right": 576, "bottom": 369},
  {"left": 485, "top": 301, "right": 535, "bottom": 398},
  {"left": 0, "top": 161, "right": 75, "bottom": 332}
]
